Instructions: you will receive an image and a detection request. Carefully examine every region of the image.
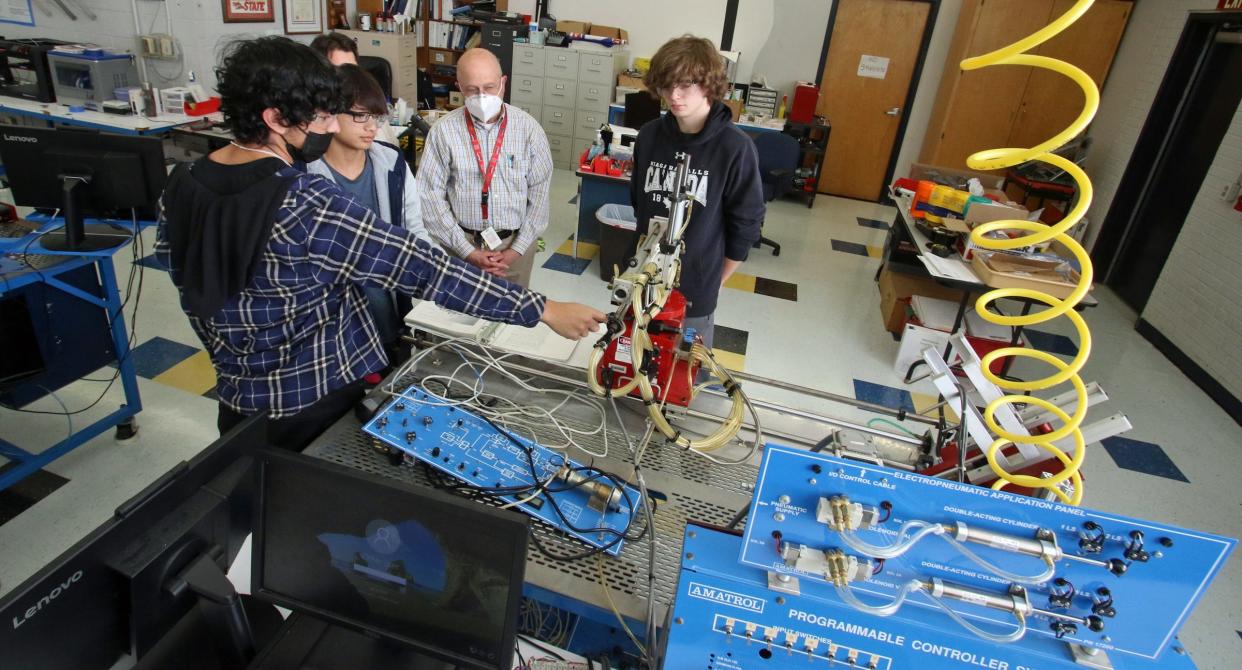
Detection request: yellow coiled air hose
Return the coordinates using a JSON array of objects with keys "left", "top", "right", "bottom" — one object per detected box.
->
[{"left": 959, "top": 0, "right": 1097, "bottom": 505}]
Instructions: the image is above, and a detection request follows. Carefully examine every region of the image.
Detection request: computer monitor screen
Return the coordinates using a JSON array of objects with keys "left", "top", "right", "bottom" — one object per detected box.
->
[
  {"left": 252, "top": 451, "right": 528, "bottom": 670},
  {"left": 0, "top": 125, "right": 166, "bottom": 250}
]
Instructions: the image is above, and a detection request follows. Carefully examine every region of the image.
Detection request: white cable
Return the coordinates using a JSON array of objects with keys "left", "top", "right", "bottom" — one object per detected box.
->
[
  {"left": 928, "top": 590, "right": 1028, "bottom": 644},
  {"left": 836, "top": 579, "right": 925, "bottom": 617},
  {"left": 837, "top": 521, "right": 947, "bottom": 559}
]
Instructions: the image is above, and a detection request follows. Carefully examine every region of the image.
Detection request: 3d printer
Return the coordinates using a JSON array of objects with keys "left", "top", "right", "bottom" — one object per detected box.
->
[{"left": 47, "top": 48, "right": 138, "bottom": 109}]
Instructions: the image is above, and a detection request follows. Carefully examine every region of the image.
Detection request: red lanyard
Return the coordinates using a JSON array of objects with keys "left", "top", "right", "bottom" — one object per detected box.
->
[{"left": 464, "top": 110, "right": 508, "bottom": 221}]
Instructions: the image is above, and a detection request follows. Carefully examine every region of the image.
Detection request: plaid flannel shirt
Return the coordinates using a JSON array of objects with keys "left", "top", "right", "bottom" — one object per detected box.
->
[{"left": 155, "top": 165, "right": 545, "bottom": 418}]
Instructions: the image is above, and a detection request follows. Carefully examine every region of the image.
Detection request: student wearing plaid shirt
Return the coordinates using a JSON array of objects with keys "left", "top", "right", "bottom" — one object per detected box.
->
[
  {"left": 418, "top": 48, "right": 552, "bottom": 287},
  {"left": 156, "top": 37, "right": 604, "bottom": 450}
]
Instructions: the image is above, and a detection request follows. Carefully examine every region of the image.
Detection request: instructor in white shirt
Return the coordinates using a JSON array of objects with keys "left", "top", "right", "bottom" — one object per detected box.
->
[{"left": 418, "top": 48, "right": 552, "bottom": 288}]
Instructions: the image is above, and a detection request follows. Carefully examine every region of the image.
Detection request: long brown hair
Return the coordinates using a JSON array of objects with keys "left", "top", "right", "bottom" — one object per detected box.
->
[{"left": 644, "top": 35, "right": 729, "bottom": 102}]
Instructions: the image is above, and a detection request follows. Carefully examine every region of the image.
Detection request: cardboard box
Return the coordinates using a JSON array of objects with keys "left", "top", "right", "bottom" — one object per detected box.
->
[
  {"left": 878, "top": 267, "right": 966, "bottom": 334},
  {"left": 970, "top": 252, "right": 1081, "bottom": 300},
  {"left": 556, "top": 20, "right": 591, "bottom": 34},
  {"left": 617, "top": 73, "right": 646, "bottom": 90},
  {"left": 430, "top": 48, "right": 458, "bottom": 66},
  {"left": 588, "top": 24, "right": 629, "bottom": 41},
  {"left": 722, "top": 99, "right": 742, "bottom": 121},
  {"left": 909, "top": 163, "right": 1005, "bottom": 191}
]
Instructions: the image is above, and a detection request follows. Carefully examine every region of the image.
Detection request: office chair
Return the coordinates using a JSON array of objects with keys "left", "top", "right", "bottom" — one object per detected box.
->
[
  {"left": 624, "top": 90, "right": 661, "bottom": 128},
  {"left": 358, "top": 55, "right": 393, "bottom": 100},
  {"left": 750, "top": 131, "right": 802, "bottom": 256}
]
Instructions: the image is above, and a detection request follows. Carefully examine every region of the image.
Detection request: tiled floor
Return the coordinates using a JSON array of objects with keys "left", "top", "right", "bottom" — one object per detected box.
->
[{"left": 2, "top": 169, "right": 1240, "bottom": 668}]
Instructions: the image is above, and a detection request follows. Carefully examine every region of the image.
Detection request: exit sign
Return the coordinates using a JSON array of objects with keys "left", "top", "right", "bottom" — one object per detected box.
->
[{"left": 1220, "top": 0, "right": 1242, "bottom": 9}]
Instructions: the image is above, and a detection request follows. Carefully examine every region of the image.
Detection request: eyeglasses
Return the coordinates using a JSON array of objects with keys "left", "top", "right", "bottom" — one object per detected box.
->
[
  {"left": 659, "top": 81, "right": 701, "bottom": 96},
  {"left": 346, "top": 110, "right": 391, "bottom": 126},
  {"left": 309, "top": 112, "right": 336, "bottom": 125},
  {"left": 460, "top": 82, "right": 502, "bottom": 97}
]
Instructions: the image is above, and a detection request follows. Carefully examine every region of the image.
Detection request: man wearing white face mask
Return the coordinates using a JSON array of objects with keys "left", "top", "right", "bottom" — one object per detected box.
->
[{"left": 418, "top": 48, "right": 552, "bottom": 287}]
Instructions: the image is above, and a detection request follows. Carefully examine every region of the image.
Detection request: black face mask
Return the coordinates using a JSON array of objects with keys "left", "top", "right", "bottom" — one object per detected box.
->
[{"left": 288, "top": 129, "right": 333, "bottom": 163}]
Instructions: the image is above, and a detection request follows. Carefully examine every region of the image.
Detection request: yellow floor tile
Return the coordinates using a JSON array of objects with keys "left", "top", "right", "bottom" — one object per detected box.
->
[
  {"left": 867, "top": 245, "right": 883, "bottom": 258},
  {"left": 152, "top": 350, "right": 217, "bottom": 396},
  {"left": 912, "top": 391, "right": 959, "bottom": 422},
  {"left": 712, "top": 349, "right": 746, "bottom": 372},
  {"left": 723, "top": 272, "right": 756, "bottom": 293},
  {"left": 555, "top": 238, "right": 599, "bottom": 259}
]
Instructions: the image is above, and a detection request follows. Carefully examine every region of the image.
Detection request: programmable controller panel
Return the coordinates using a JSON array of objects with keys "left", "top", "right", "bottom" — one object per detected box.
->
[{"left": 664, "top": 525, "right": 1204, "bottom": 669}]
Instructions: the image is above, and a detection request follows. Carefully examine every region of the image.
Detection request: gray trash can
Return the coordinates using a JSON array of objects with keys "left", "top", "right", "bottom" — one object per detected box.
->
[{"left": 596, "top": 203, "right": 638, "bottom": 282}]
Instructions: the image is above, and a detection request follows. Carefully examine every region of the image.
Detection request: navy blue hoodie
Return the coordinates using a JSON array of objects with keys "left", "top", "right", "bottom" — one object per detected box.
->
[{"left": 629, "top": 100, "right": 765, "bottom": 318}]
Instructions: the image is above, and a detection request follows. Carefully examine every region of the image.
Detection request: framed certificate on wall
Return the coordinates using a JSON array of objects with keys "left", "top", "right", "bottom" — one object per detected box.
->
[{"left": 284, "top": 0, "right": 325, "bottom": 35}]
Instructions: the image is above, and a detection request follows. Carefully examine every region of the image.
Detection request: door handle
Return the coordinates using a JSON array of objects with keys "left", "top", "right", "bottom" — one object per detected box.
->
[{"left": 885, "top": 107, "right": 902, "bottom": 117}]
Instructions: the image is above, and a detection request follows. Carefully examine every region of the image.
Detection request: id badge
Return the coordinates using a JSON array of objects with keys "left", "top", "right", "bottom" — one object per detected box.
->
[{"left": 481, "top": 227, "right": 504, "bottom": 251}]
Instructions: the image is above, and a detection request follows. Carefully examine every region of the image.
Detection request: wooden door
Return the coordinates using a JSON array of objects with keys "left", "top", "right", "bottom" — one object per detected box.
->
[
  {"left": 1008, "top": 0, "right": 1132, "bottom": 151},
  {"left": 926, "top": 0, "right": 1054, "bottom": 171},
  {"left": 818, "top": 0, "right": 930, "bottom": 200}
]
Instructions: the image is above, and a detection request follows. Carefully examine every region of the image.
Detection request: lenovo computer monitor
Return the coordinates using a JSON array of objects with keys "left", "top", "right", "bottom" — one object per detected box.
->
[
  {"left": 0, "top": 416, "right": 264, "bottom": 669},
  {"left": 0, "top": 125, "right": 166, "bottom": 251},
  {"left": 252, "top": 450, "right": 529, "bottom": 670}
]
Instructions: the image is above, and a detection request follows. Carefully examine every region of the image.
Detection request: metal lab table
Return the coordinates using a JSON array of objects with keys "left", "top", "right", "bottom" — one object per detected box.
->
[{"left": 0, "top": 218, "right": 143, "bottom": 491}]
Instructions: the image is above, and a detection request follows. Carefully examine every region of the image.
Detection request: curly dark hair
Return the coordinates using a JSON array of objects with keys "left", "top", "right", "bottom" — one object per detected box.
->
[
  {"left": 310, "top": 32, "right": 358, "bottom": 59},
  {"left": 337, "top": 64, "right": 387, "bottom": 115},
  {"left": 644, "top": 35, "right": 730, "bottom": 102},
  {"left": 215, "top": 36, "right": 347, "bottom": 144}
]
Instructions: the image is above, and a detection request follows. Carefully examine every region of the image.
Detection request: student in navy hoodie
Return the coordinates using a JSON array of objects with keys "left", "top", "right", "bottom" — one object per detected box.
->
[
  {"left": 303, "top": 64, "right": 433, "bottom": 365},
  {"left": 630, "top": 35, "right": 765, "bottom": 351}
]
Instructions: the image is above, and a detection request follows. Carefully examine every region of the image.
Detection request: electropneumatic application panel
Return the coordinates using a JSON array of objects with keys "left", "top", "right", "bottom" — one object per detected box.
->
[
  {"left": 738, "top": 445, "right": 1234, "bottom": 662},
  {"left": 362, "top": 389, "right": 640, "bottom": 556},
  {"left": 664, "top": 525, "right": 1202, "bottom": 669}
]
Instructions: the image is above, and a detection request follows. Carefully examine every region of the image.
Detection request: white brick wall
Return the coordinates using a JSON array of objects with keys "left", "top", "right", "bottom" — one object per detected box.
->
[
  {"left": 1142, "top": 101, "right": 1242, "bottom": 398},
  {"left": 1084, "top": 0, "right": 1217, "bottom": 248}
]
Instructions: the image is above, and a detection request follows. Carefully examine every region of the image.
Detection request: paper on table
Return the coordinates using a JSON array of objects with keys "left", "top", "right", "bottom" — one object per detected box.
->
[
  {"left": 919, "top": 253, "right": 978, "bottom": 283},
  {"left": 490, "top": 322, "right": 578, "bottom": 362}
]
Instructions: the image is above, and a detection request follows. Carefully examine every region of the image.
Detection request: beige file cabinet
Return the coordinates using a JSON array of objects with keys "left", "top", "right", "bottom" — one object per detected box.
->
[{"left": 505, "top": 44, "right": 627, "bottom": 169}]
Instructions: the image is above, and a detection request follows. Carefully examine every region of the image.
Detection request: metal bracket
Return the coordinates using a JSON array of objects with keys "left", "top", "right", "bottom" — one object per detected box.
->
[
  {"left": 1069, "top": 644, "right": 1114, "bottom": 669},
  {"left": 766, "top": 571, "right": 801, "bottom": 596}
]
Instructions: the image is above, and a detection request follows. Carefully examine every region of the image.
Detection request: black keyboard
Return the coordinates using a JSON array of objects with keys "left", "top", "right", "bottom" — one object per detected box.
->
[
  {"left": 0, "top": 222, "right": 33, "bottom": 239},
  {"left": 20, "top": 253, "right": 69, "bottom": 271}
]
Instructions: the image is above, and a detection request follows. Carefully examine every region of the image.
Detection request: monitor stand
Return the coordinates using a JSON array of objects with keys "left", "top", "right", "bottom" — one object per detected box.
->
[
  {"left": 249, "top": 613, "right": 458, "bottom": 670},
  {"left": 38, "top": 174, "right": 134, "bottom": 252}
]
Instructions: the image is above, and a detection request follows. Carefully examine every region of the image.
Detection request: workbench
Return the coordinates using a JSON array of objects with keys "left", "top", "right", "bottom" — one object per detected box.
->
[{"left": 0, "top": 217, "right": 143, "bottom": 491}]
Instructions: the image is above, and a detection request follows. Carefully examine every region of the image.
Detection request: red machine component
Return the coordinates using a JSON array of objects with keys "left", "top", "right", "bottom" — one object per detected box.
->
[{"left": 595, "top": 290, "right": 701, "bottom": 406}]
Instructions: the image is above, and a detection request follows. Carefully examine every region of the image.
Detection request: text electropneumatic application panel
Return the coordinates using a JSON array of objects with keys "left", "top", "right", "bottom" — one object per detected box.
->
[{"left": 738, "top": 445, "right": 1234, "bottom": 661}]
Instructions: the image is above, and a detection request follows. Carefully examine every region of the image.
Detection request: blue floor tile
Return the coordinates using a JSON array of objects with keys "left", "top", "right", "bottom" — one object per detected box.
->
[
  {"left": 1024, "top": 329, "right": 1079, "bottom": 357},
  {"left": 1100, "top": 437, "right": 1189, "bottom": 483},
  {"left": 857, "top": 216, "right": 890, "bottom": 230},
  {"left": 134, "top": 254, "right": 166, "bottom": 271},
  {"left": 853, "top": 379, "right": 916, "bottom": 414},
  {"left": 203, "top": 386, "right": 218, "bottom": 400},
  {"left": 541, "top": 252, "right": 591, "bottom": 275},
  {"left": 831, "top": 239, "right": 870, "bottom": 257},
  {"left": 118, "top": 336, "right": 200, "bottom": 379},
  {"left": 568, "top": 194, "right": 579, "bottom": 205}
]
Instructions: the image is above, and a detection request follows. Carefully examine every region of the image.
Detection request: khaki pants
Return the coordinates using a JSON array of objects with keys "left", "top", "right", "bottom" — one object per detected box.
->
[{"left": 492, "top": 235, "right": 537, "bottom": 288}]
